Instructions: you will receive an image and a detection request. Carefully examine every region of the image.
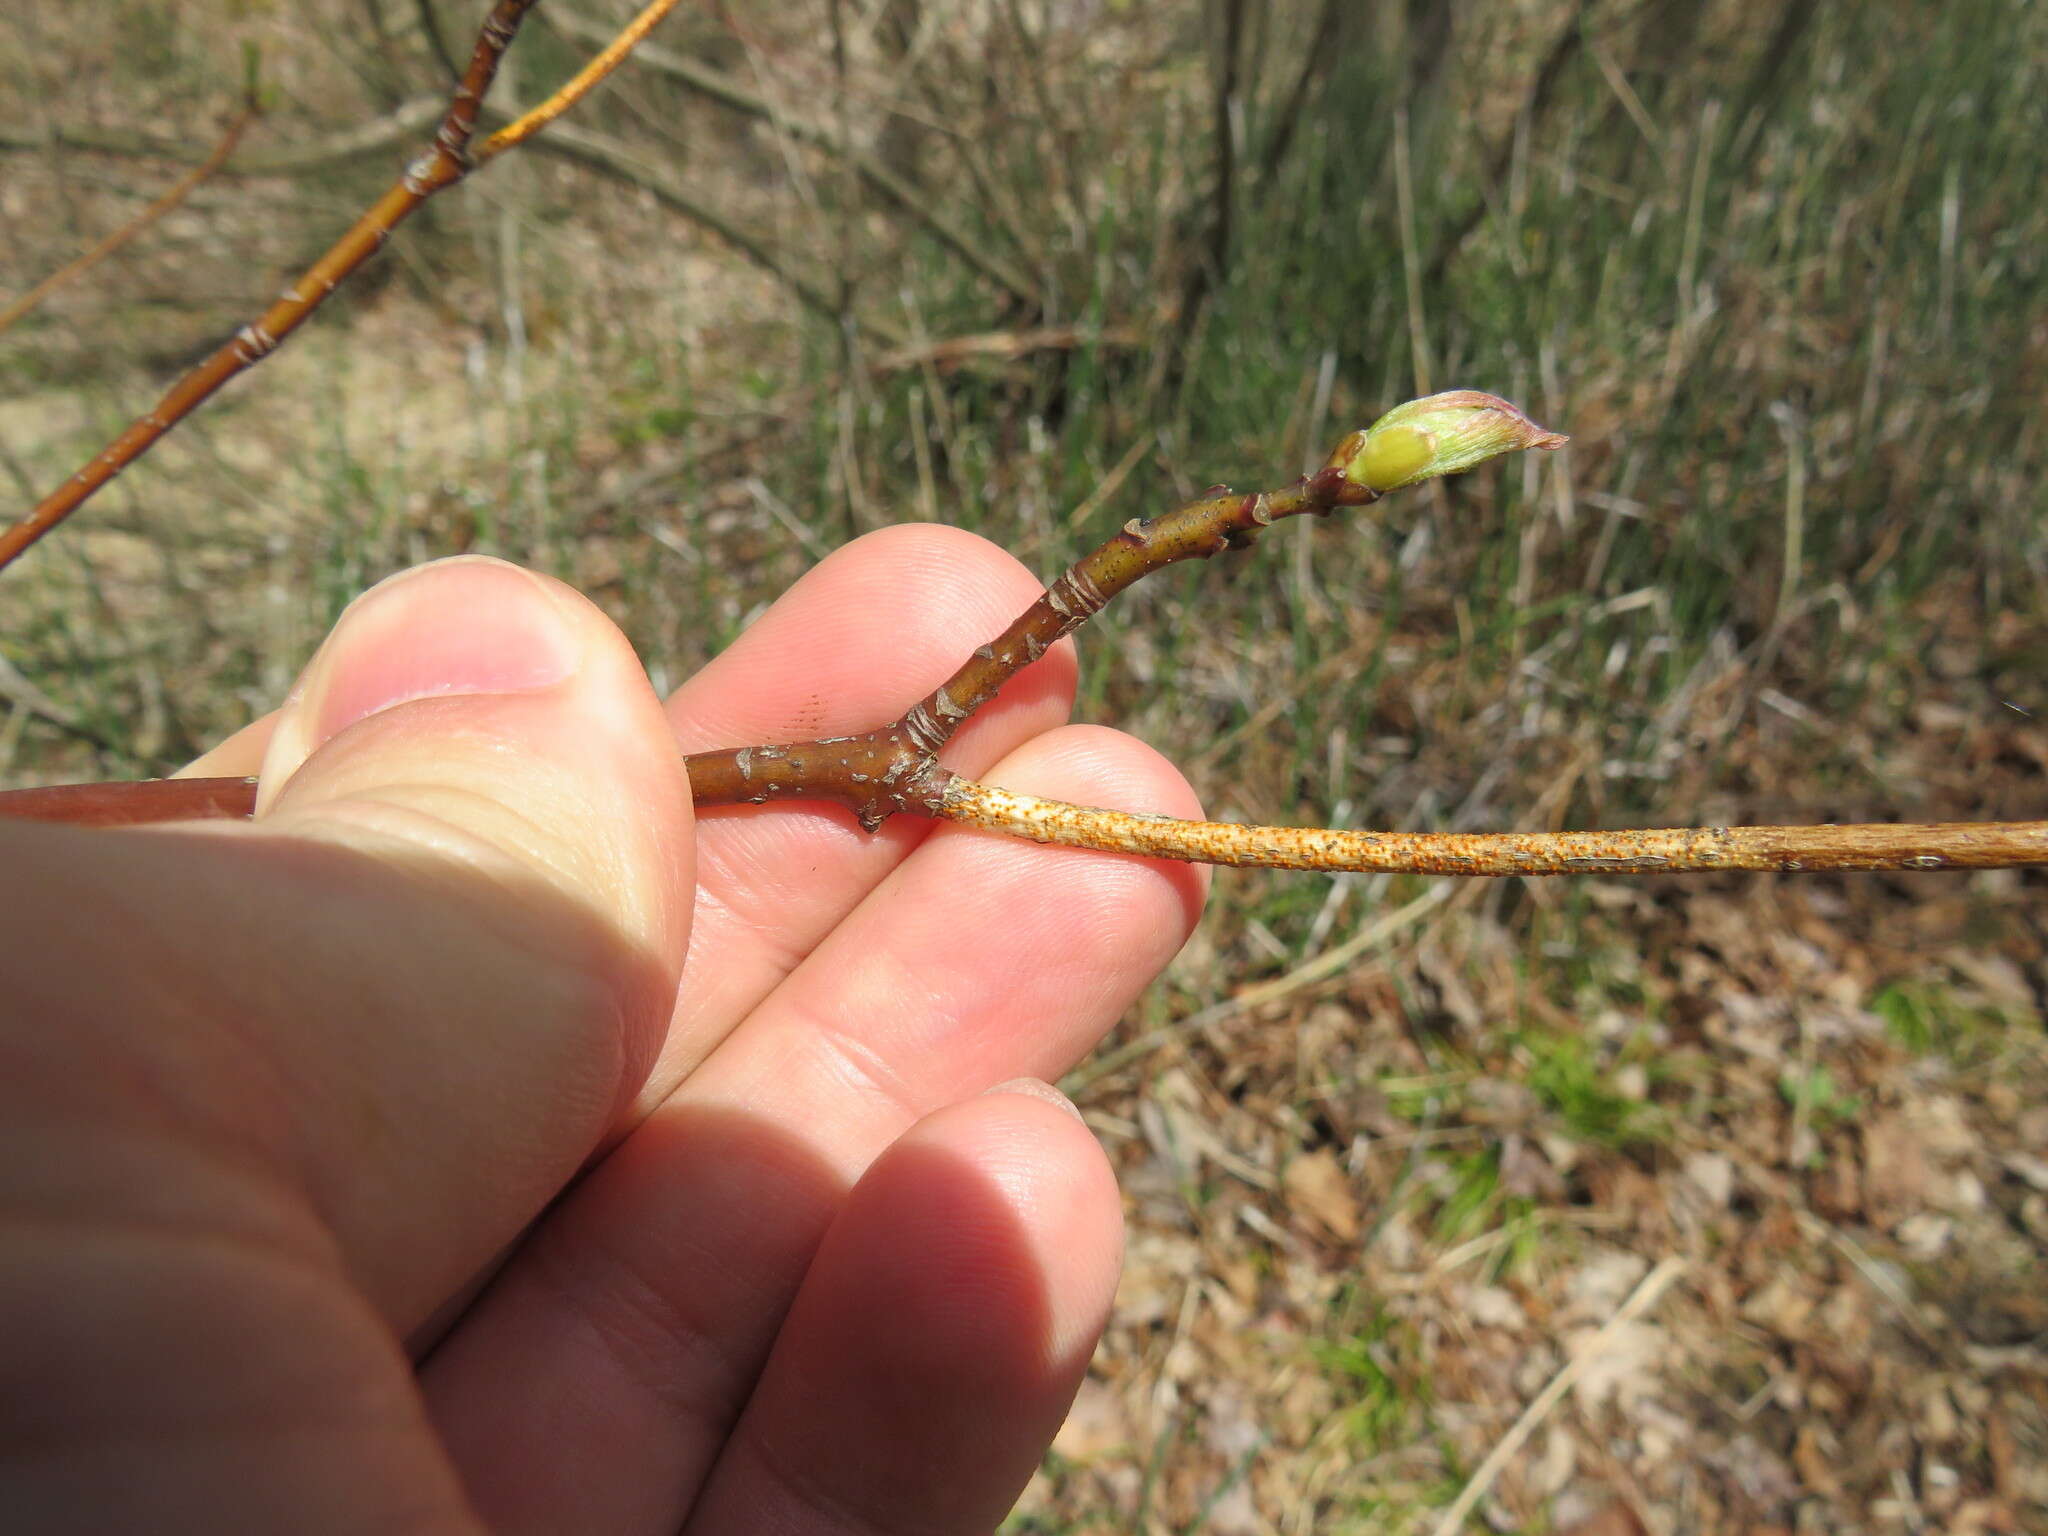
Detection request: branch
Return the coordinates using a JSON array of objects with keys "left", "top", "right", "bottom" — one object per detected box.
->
[
  {"left": 474, "top": 0, "right": 681, "bottom": 161},
  {"left": 508, "top": 116, "right": 898, "bottom": 343},
  {"left": 677, "top": 462, "right": 1384, "bottom": 828},
  {"left": 1424, "top": 0, "right": 1590, "bottom": 288},
  {"left": 931, "top": 781, "right": 2048, "bottom": 877},
  {"left": 544, "top": 7, "right": 1041, "bottom": 310},
  {"left": 6, "top": 391, "right": 2044, "bottom": 879},
  {"left": 1251, "top": 0, "right": 1343, "bottom": 191},
  {"left": 0, "top": 101, "right": 259, "bottom": 338},
  {"left": 415, "top": 0, "right": 465, "bottom": 85},
  {"left": 0, "top": 0, "right": 684, "bottom": 578},
  {"left": 0, "top": 98, "right": 446, "bottom": 177}
]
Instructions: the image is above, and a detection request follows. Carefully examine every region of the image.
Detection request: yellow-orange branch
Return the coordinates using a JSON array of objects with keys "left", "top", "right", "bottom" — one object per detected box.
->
[
  {"left": 0, "top": 0, "right": 689, "bottom": 577},
  {"left": 933, "top": 777, "right": 2048, "bottom": 877},
  {"left": 480, "top": 0, "right": 683, "bottom": 159}
]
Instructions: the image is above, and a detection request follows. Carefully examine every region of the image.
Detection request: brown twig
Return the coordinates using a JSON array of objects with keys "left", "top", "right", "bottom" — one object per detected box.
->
[
  {"left": 511, "top": 117, "right": 892, "bottom": 341},
  {"left": 679, "top": 463, "right": 1382, "bottom": 828},
  {"left": 0, "top": 0, "right": 683, "bottom": 577},
  {"left": 0, "top": 98, "right": 446, "bottom": 178},
  {"left": 0, "top": 103, "right": 259, "bottom": 339},
  {"left": 9, "top": 406, "right": 2044, "bottom": 878},
  {"left": 0, "top": 776, "right": 259, "bottom": 827},
  {"left": 4, "top": 384, "right": 2042, "bottom": 877},
  {"left": 544, "top": 6, "right": 1041, "bottom": 310},
  {"left": 1423, "top": 0, "right": 1589, "bottom": 288}
]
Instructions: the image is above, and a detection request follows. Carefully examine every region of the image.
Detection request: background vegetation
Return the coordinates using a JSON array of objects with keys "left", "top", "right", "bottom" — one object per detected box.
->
[{"left": 2, "top": 1, "right": 2043, "bottom": 1529}]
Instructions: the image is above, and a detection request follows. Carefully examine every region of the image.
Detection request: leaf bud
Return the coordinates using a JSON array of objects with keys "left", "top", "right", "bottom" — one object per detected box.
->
[{"left": 1333, "top": 390, "right": 1568, "bottom": 493}]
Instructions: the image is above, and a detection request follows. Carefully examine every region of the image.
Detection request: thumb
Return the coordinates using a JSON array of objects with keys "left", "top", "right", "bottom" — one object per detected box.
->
[
  {"left": 258, "top": 555, "right": 690, "bottom": 961},
  {"left": 232, "top": 555, "right": 692, "bottom": 1324}
]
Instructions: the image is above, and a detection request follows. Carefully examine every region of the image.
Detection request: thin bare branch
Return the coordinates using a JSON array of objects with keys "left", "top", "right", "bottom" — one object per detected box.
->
[
  {"left": 0, "top": 103, "right": 259, "bottom": 338},
  {"left": 0, "top": 0, "right": 701, "bottom": 577},
  {"left": 0, "top": 776, "right": 257, "bottom": 826},
  {"left": 7, "top": 397, "right": 2040, "bottom": 883},
  {"left": 511, "top": 117, "right": 902, "bottom": 343},
  {"left": 543, "top": 6, "right": 1041, "bottom": 308},
  {"left": 0, "top": 98, "right": 444, "bottom": 177},
  {"left": 681, "top": 463, "right": 1382, "bottom": 828},
  {"left": 0, "top": 653, "right": 122, "bottom": 758},
  {"left": 478, "top": 0, "right": 683, "bottom": 160},
  {"left": 414, "top": 0, "right": 465, "bottom": 84},
  {"left": 931, "top": 778, "right": 2048, "bottom": 877},
  {"left": 1251, "top": 0, "right": 1343, "bottom": 190},
  {"left": 1425, "top": 0, "right": 1589, "bottom": 287}
]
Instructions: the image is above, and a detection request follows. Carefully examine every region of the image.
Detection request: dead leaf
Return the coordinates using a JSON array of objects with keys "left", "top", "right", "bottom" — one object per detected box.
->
[
  {"left": 1862, "top": 1113, "right": 1931, "bottom": 1228},
  {"left": 1569, "top": 1319, "right": 1670, "bottom": 1413},
  {"left": 1683, "top": 1150, "right": 1736, "bottom": 1208},
  {"left": 1283, "top": 1148, "right": 1362, "bottom": 1242}
]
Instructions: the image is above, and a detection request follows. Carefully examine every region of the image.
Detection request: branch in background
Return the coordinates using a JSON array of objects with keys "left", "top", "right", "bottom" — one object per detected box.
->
[
  {"left": 1251, "top": 0, "right": 1343, "bottom": 191},
  {"left": 872, "top": 321, "right": 1143, "bottom": 374},
  {"left": 545, "top": 7, "right": 1041, "bottom": 311},
  {"left": 512, "top": 117, "right": 901, "bottom": 344},
  {"left": 0, "top": 98, "right": 446, "bottom": 177},
  {"left": 414, "top": 0, "right": 465, "bottom": 84},
  {"left": 1722, "top": 0, "right": 1823, "bottom": 177},
  {"left": 1424, "top": 0, "right": 1589, "bottom": 288},
  {"left": 0, "top": 100, "right": 260, "bottom": 338},
  {"left": 1176, "top": 0, "right": 1247, "bottom": 337},
  {"left": 0, "top": 0, "right": 685, "bottom": 577},
  {"left": 0, "top": 653, "right": 121, "bottom": 758}
]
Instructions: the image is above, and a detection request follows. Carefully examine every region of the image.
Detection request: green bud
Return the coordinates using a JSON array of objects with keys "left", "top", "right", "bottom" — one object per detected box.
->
[{"left": 1335, "top": 390, "right": 1568, "bottom": 493}]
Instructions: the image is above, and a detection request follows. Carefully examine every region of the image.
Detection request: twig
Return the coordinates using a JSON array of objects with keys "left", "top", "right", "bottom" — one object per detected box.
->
[
  {"left": 7, "top": 396, "right": 2047, "bottom": 881},
  {"left": 0, "top": 103, "right": 259, "bottom": 338},
  {"left": 414, "top": 0, "right": 465, "bottom": 84},
  {"left": 873, "top": 321, "right": 1143, "bottom": 375},
  {"left": 474, "top": 0, "right": 681, "bottom": 160},
  {"left": 0, "top": 652, "right": 122, "bottom": 758},
  {"left": 511, "top": 116, "right": 895, "bottom": 342},
  {"left": 1431, "top": 1256, "right": 1687, "bottom": 1536},
  {"left": 680, "top": 462, "right": 1385, "bottom": 828},
  {"left": 1424, "top": 0, "right": 1590, "bottom": 288},
  {"left": 1174, "top": 0, "right": 1247, "bottom": 341},
  {"left": 1250, "top": 0, "right": 1343, "bottom": 191},
  {"left": 0, "top": 775, "right": 259, "bottom": 826},
  {"left": 544, "top": 7, "right": 1040, "bottom": 309},
  {"left": 0, "top": 98, "right": 445, "bottom": 177},
  {"left": 930, "top": 779, "right": 2048, "bottom": 876},
  {"left": 0, "top": 0, "right": 683, "bottom": 576}
]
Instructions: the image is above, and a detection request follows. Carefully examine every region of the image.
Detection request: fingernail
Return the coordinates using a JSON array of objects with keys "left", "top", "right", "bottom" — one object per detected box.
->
[
  {"left": 981, "top": 1077, "right": 1086, "bottom": 1123},
  {"left": 307, "top": 557, "right": 584, "bottom": 747}
]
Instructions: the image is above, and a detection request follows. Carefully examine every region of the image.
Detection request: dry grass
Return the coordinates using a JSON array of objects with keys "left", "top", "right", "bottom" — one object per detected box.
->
[{"left": 2, "top": 1, "right": 2044, "bottom": 1529}]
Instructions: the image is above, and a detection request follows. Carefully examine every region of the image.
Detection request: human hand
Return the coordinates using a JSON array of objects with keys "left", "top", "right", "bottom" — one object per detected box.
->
[{"left": 0, "top": 532, "right": 1205, "bottom": 1533}]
